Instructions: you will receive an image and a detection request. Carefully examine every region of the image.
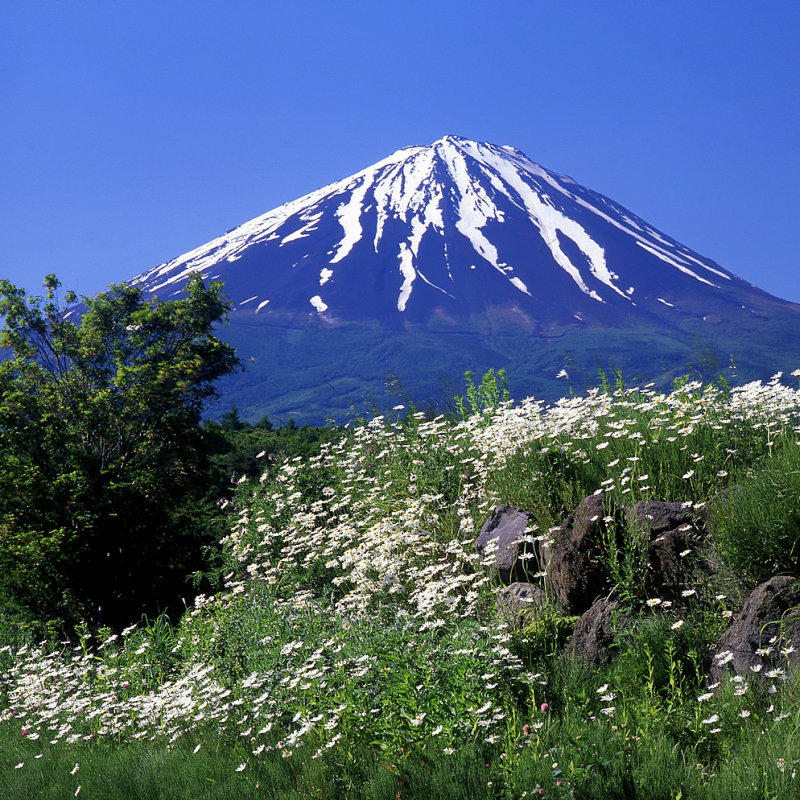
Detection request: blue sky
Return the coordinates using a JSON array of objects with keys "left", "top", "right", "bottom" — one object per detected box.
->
[{"left": 2, "top": 0, "right": 799, "bottom": 301}]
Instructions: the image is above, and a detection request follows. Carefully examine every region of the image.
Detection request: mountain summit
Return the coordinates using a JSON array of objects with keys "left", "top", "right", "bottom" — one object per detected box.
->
[
  {"left": 130, "top": 136, "right": 800, "bottom": 421},
  {"left": 135, "top": 135, "right": 744, "bottom": 323}
]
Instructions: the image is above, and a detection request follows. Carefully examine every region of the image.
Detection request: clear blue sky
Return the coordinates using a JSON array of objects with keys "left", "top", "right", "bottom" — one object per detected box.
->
[{"left": 2, "top": 0, "right": 799, "bottom": 302}]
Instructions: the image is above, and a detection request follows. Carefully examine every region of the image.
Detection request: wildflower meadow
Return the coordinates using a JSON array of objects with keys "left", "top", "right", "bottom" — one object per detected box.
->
[{"left": 3, "top": 371, "right": 800, "bottom": 799}]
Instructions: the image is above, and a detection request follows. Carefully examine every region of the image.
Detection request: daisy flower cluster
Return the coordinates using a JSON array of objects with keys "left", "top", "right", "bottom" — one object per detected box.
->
[{"left": 220, "top": 411, "right": 498, "bottom": 622}]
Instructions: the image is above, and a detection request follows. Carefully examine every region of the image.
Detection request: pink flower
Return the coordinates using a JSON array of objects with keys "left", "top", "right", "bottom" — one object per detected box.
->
[
  {"left": 523, "top": 724, "right": 531, "bottom": 734},
  {"left": 540, "top": 702, "right": 550, "bottom": 712}
]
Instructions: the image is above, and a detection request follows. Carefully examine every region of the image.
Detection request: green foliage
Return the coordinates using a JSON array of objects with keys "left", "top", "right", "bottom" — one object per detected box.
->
[
  {"left": 512, "top": 607, "right": 580, "bottom": 664},
  {"left": 5, "top": 709, "right": 800, "bottom": 799},
  {"left": 202, "top": 407, "right": 341, "bottom": 489},
  {"left": 709, "top": 437, "right": 800, "bottom": 580},
  {"left": 0, "top": 274, "right": 239, "bottom": 629},
  {"left": 491, "top": 444, "right": 606, "bottom": 528}
]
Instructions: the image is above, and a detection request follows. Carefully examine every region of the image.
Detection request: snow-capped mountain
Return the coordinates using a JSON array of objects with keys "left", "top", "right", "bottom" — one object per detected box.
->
[
  {"left": 129, "top": 136, "right": 800, "bottom": 421},
  {"left": 135, "top": 135, "right": 749, "bottom": 323}
]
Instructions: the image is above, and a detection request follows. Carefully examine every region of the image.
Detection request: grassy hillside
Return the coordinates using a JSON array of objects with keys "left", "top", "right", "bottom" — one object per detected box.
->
[{"left": 3, "top": 371, "right": 800, "bottom": 798}]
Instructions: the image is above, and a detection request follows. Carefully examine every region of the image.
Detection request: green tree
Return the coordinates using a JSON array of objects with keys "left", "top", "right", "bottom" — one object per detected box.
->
[
  {"left": 202, "top": 409, "right": 341, "bottom": 491},
  {"left": 0, "top": 274, "right": 240, "bottom": 630}
]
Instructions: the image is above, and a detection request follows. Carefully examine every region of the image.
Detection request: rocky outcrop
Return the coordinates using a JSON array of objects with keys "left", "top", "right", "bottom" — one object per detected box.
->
[
  {"left": 478, "top": 496, "right": 800, "bottom": 677},
  {"left": 648, "top": 529, "right": 696, "bottom": 597},
  {"left": 628, "top": 500, "right": 693, "bottom": 537},
  {"left": 711, "top": 576, "right": 800, "bottom": 679},
  {"left": 478, "top": 497, "right": 703, "bottom": 614},
  {"left": 479, "top": 495, "right": 706, "bottom": 662},
  {"left": 543, "top": 494, "right": 621, "bottom": 615},
  {"left": 635, "top": 501, "right": 703, "bottom": 597}
]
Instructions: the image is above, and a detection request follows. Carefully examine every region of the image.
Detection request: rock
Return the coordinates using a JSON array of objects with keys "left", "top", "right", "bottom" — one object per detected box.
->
[
  {"left": 711, "top": 576, "right": 800, "bottom": 679},
  {"left": 476, "top": 505, "right": 540, "bottom": 584},
  {"left": 628, "top": 501, "right": 694, "bottom": 536},
  {"left": 625, "top": 500, "right": 702, "bottom": 598},
  {"left": 647, "top": 528, "right": 694, "bottom": 597},
  {"left": 496, "top": 582, "right": 547, "bottom": 628},
  {"left": 565, "top": 596, "right": 629, "bottom": 664},
  {"left": 544, "top": 494, "right": 619, "bottom": 615}
]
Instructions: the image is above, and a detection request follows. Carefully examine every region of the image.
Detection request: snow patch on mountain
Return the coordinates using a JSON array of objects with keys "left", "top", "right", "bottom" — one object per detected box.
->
[{"left": 635, "top": 242, "right": 716, "bottom": 286}]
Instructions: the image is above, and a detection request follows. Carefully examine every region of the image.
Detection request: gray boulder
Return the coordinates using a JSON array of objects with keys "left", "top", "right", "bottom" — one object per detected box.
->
[
  {"left": 496, "top": 582, "right": 547, "bottom": 628},
  {"left": 711, "top": 576, "right": 800, "bottom": 679},
  {"left": 565, "top": 596, "right": 629, "bottom": 664},
  {"left": 476, "top": 505, "right": 540, "bottom": 584}
]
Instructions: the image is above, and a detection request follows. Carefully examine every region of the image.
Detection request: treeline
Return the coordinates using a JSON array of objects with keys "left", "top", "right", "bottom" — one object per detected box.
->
[{"left": 203, "top": 406, "right": 340, "bottom": 490}]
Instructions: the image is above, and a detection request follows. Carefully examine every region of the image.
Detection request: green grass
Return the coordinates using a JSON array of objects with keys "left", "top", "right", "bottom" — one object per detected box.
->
[
  {"left": 710, "top": 436, "right": 800, "bottom": 580},
  {"left": 3, "top": 373, "right": 800, "bottom": 797}
]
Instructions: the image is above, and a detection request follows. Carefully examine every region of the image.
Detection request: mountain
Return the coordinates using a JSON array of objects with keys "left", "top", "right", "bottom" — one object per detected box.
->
[{"left": 130, "top": 135, "right": 800, "bottom": 422}]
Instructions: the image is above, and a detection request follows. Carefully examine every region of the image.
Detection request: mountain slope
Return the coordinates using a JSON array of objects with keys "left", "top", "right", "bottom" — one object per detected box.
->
[{"left": 130, "top": 136, "right": 800, "bottom": 422}]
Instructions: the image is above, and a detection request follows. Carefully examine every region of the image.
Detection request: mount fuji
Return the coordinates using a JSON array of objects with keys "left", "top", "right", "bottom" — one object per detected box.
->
[{"left": 130, "top": 136, "right": 800, "bottom": 422}]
